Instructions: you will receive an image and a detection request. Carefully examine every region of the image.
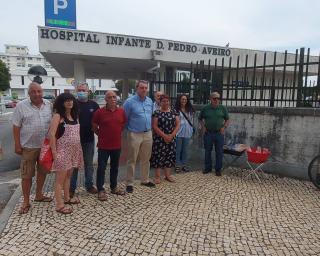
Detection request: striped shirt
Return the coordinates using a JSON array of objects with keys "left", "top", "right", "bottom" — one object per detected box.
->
[
  {"left": 176, "top": 111, "right": 194, "bottom": 138},
  {"left": 12, "top": 99, "right": 52, "bottom": 148}
]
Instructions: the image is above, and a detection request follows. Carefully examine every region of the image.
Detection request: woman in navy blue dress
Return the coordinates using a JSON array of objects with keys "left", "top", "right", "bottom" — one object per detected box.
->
[{"left": 151, "top": 94, "right": 180, "bottom": 184}]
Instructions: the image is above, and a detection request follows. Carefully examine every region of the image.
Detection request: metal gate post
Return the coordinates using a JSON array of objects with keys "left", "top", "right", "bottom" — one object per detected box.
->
[{"left": 296, "top": 47, "right": 305, "bottom": 107}]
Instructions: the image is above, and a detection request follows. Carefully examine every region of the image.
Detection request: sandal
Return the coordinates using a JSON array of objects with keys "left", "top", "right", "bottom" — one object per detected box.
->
[
  {"left": 154, "top": 177, "right": 161, "bottom": 184},
  {"left": 164, "top": 175, "right": 176, "bottom": 183},
  {"left": 65, "top": 197, "right": 80, "bottom": 204},
  {"left": 111, "top": 188, "right": 126, "bottom": 196},
  {"left": 19, "top": 204, "right": 31, "bottom": 214},
  {"left": 56, "top": 206, "right": 73, "bottom": 214},
  {"left": 98, "top": 191, "right": 108, "bottom": 201},
  {"left": 34, "top": 196, "right": 53, "bottom": 202}
]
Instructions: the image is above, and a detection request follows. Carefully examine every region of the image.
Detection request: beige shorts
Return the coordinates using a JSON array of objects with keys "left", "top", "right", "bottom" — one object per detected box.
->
[{"left": 20, "top": 148, "right": 45, "bottom": 179}]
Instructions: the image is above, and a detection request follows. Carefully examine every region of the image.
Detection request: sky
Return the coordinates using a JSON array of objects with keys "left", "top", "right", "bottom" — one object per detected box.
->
[{"left": 0, "top": 0, "right": 319, "bottom": 55}]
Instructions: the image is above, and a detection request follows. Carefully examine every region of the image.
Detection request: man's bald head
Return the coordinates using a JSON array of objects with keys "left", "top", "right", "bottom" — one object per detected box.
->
[{"left": 28, "top": 82, "right": 43, "bottom": 105}]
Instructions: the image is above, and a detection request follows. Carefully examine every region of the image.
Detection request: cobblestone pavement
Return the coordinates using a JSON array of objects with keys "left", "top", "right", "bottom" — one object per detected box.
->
[{"left": 0, "top": 168, "right": 320, "bottom": 256}]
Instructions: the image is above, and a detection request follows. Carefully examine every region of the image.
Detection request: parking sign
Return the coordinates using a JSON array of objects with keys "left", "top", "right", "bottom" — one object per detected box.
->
[{"left": 45, "top": 0, "right": 77, "bottom": 29}]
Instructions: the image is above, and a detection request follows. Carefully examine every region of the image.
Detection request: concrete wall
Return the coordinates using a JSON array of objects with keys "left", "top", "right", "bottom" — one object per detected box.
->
[{"left": 190, "top": 106, "right": 320, "bottom": 179}]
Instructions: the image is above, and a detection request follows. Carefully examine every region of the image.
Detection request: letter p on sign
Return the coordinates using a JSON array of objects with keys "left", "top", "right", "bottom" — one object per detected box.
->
[{"left": 54, "top": 0, "right": 68, "bottom": 15}]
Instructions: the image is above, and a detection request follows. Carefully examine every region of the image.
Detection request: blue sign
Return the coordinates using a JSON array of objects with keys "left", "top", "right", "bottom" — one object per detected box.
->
[{"left": 45, "top": 0, "right": 77, "bottom": 29}]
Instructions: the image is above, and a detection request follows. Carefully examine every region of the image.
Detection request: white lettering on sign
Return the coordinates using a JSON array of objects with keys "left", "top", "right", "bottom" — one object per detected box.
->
[{"left": 54, "top": 0, "right": 68, "bottom": 15}]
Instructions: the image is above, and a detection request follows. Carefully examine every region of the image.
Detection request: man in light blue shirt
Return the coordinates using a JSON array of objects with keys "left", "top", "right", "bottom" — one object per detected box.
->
[{"left": 123, "top": 80, "right": 155, "bottom": 193}]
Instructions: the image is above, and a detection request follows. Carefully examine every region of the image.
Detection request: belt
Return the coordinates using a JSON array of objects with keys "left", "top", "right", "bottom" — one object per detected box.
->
[
  {"left": 143, "top": 130, "right": 151, "bottom": 133},
  {"left": 207, "top": 129, "right": 220, "bottom": 133}
]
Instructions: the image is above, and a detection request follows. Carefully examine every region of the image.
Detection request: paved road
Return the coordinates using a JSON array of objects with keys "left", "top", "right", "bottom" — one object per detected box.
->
[
  {"left": 0, "top": 109, "right": 20, "bottom": 214},
  {"left": 1, "top": 169, "right": 320, "bottom": 255},
  {"left": 0, "top": 111, "right": 20, "bottom": 172}
]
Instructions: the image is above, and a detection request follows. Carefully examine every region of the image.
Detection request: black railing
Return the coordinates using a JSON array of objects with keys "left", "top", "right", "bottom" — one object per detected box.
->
[{"left": 150, "top": 47, "right": 320, "bottom": 108}]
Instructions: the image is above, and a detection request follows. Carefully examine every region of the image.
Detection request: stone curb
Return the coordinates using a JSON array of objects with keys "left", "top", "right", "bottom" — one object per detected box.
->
[{"left": 0, "top": 184, "right": 21, "bottom": 234}]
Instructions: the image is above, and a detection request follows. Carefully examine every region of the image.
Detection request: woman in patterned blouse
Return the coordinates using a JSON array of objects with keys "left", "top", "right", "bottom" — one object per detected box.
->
[{"left": 150, "top": 94, "right": 180, "bottom": 184}]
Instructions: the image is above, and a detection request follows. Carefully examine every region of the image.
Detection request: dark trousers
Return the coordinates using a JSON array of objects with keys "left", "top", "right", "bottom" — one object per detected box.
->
[
  {"left": 96, "top": 148, "right": 121, "bottom": 192},
  {"left": 203, "top": 131, "right": 224, "bottom": 172},
  {"left": 70, "top": 141, "right": 95, "bottom": 192}
]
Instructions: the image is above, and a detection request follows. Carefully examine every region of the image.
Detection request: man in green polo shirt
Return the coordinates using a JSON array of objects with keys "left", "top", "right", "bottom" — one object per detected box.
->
[{"left": 199, "top": 92, "right": 230, "bottom": 176}]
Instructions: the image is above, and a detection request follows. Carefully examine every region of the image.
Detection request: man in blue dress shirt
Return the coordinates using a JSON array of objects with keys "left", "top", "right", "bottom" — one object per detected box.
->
[{"left": 123, "top": 80, "right": 155, "bottom": 193}]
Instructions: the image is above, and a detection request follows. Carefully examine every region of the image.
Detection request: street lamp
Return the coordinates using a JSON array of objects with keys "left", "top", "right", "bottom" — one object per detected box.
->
[{"left": 27, "top": 65, "right": 48, "bottom": 84}]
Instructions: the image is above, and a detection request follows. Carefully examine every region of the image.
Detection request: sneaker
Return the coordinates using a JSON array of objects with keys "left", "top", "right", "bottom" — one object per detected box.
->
[
  {"left": 126, "top": 185, "right": 134, "bottom": 193},
  {"left": 141, "top": 181, "right": 156, "bottom": 188},
  {"left": 175, "top": 166, "right": 181, "bottom": 173},
  {"left": 182, "top": 166, "right": 190, "bottom": 172},
  {"left": 87, "top": 186, "right": 98, "bottom": 194},
  {"left": 216, "top": 170, "right": 222, "bottom": 176}
]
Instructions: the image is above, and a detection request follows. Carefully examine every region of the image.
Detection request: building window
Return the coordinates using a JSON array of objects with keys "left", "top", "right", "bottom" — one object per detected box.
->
[
  {"left": 17, "top": 64, "right": 21, "bottom": 67},
  {"left": 28, "top": 64, "right": 32, "bottom": 67},
  {"left": 21, "top": 76, "right": 24, "bottom": 85},
  {"left": 52, "top": 77, "right": 55, "bottom": 86},
  {"left": 37, "top": 58, "right": 41, "bottom": 61},
  {"left": 17, "top": 57, "right": 20, "bottom": 60},
  {"left": 28, "top": 57, "right": 32, "bottom": 60}
]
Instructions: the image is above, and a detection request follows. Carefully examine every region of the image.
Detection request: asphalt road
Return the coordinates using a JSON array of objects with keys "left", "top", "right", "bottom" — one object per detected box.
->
[{"left": 0, "top": 111, "right": 21, "bottom": 172}]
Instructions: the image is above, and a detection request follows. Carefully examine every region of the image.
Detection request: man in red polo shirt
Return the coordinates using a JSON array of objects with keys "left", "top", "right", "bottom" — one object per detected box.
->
[{"left": 92, "top": 90, "right": 127, "bottom": 201}]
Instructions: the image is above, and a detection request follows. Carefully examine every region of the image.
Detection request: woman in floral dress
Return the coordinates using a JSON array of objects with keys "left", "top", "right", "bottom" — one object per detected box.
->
[
  {"left": 151, "top": 94, "right": 180, "bottom": 183},
  {"left": 49, "top": 93, "right": 83, "bottom": 214}
]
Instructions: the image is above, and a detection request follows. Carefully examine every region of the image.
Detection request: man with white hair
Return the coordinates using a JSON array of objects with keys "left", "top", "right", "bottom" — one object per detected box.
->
[
  {"left": 92, "top": 90, "right": 127, "bottom": 200},
  {"left": 199, "top": 92, "right": 230, "bottom": 176},
  {"left": 70, "top": 82, "right": 99, "bottom": 197},
  {"left": 12, "top": 82, "right": 53, "bottom": 214},
  {"left": 153, "top": 91, "right": 163, "bottom": 113}
]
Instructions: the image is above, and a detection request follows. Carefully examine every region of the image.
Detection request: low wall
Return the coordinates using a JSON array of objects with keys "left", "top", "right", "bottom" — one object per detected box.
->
[{"left": 190, "top": 106, "right": 320, "bottom": 179}]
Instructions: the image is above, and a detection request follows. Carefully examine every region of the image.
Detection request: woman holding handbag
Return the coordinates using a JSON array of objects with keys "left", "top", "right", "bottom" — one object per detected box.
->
[
  {"left": 48, "top": 93, "right": 83, "bottom": 214},
  {"left": 174, "top": 94, "right": 195, "bottom": 172}
]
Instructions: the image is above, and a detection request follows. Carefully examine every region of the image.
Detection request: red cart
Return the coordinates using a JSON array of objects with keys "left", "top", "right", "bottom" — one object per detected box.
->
[{"left": 245, "top": 147, "right": 271, "bottom": 182}]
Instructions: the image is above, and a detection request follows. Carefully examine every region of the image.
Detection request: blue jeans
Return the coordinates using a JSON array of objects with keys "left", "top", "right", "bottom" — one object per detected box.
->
[
  {"left": 176, "top": 137, "right": 191, "bottom": 166},
  {"left": 70, "top": 141, "right": 95, "bottom": 192},
  {"left": 203, "top": 131, "right": 224, "bottom": 172},
  {"left": 96, "top": 148, "right": 121, "bottom": 192}
]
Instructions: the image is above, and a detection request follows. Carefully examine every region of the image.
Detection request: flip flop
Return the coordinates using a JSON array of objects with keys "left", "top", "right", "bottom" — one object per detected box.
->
[
  {"left": 65, "top": 197, "right": 80, "bottom": 204},
  {"left": 18, "top": 204, "right": 31, "bottom": 214},
  {"left": 34, "top": 196, "right": 53, "bottom": 202},
  {"left": 56, "top": 206, "right": 72, "bottom": 214}
]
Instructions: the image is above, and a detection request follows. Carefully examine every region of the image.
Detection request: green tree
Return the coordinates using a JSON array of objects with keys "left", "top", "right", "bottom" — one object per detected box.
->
[{"left": 0, "top": 60, "right": 11, "bottom": 91}]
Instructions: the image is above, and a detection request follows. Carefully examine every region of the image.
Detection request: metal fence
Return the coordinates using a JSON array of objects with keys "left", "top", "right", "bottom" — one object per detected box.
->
[{"left": 150, "top": 47, "right": 320, "bottom": 108}]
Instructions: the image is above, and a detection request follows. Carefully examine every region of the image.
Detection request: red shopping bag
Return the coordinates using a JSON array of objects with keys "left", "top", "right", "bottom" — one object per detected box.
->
[{"left": 39, "top": 138, "right": 53, "bottom": 172}]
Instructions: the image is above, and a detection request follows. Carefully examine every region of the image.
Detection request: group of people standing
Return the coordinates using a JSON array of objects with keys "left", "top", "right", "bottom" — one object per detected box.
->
[{"left": 13, "top": 80, "right": 229, "bottom": 215}]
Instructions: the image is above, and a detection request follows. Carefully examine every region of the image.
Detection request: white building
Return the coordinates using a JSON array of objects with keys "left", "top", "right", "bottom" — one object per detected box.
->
[{"left": 0, "top": 44, "right": 117, "bottom": 98}]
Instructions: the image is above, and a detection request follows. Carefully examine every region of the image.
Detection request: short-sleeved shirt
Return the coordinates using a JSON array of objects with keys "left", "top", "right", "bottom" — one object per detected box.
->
[
  {"left": 123, "top": 94, "right": 153, "bottom": 132},
  {"left": 78, "top": 100, "right": 99, "bottom": 143},
  {"left": 199, "top": 104, "right": 229, "bottom": 132},
  {"left": 176, "top": 111, "right": 194, "bottom": 138},
  {"left": 92, "top": 107, "right": 127, "bottom": 150},
  {"left": 12, "top": 99, "right": 52, "bottom": 148}
]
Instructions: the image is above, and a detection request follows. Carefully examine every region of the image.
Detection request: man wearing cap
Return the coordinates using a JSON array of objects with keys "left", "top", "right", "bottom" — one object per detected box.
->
[
  {"left": 70, "top": 82, "right": 99, "bottom": 197},
  {"left": 199, "top": 92, "right": 230, "bottom": 176}
]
